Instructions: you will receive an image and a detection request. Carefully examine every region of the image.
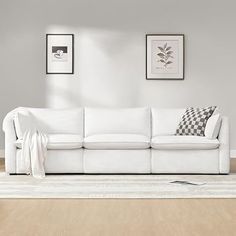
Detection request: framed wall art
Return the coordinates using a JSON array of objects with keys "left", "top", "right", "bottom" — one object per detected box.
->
[
  {"left": 146, "top": 34, "right": 184, "bottom": 80},
  {"left": 46, "top": 34, "right": 74, "bottom": 74}
]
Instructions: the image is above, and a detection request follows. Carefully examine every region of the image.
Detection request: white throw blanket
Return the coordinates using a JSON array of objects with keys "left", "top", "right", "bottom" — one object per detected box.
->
[
  {"left": 12, "top": 107, "right": 48, "bottom": 179},
  {"left": 3, "top": 107, "right": 48, "bottom": 178},
  {"left": 22, "top": 129, "right": 48, "bottom": 179}
]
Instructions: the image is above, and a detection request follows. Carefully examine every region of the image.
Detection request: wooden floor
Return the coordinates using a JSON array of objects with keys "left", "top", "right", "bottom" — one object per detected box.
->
[{"left": 0, "top": 159, "right": 236, "bottom": 236}]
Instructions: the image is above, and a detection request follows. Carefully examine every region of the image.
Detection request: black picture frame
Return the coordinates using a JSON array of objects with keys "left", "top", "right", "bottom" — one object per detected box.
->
[
  {"left": 46, "top": 34, "right": 74, "bottom": 74},
  {"left": 146, "top": 34, "right": 185, "bottom": 80}
]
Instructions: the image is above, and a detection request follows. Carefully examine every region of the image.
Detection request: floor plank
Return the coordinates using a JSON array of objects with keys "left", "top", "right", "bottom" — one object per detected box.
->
[
  {"left": 0, "top": 158, "right": 235, "bottom": 236},
  {"left": 0, "top": 199, "right": 236, "bottom": 236}
]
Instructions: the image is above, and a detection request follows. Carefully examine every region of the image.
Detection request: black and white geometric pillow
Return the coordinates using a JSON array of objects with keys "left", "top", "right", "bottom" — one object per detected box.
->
[{"left": 176, "top": 106, "right": 216, "bottom": 136}]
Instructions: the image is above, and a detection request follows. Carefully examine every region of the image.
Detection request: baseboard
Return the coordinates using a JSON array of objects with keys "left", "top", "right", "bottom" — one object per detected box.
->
[{"left": 0, "top": 149, "right": 236, "bottom": 158}]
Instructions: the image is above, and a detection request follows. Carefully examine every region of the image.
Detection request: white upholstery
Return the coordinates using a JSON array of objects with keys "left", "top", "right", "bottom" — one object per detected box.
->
[
  {"left": 14, "top": 109, "right": 33, "bottom": 139},
  {"left": 84, "top": 134, "right": 150, "bottom": 149},
  {"left": 151, "top": 149, "right": 219, "bottom": 173},
  {"left": 151, "top": 135, "right": 219, "bottom": 150},
  {"left": 2, "top": 110, "right": 17, "bottom": 173},
  {"left": 218, "top": 117, "right": 230, "bottom": 173},
  {"left": 151, "top": 108, "right": 185, "bottom": 136},
  {"left": 85, "top": 107, "right": 151, "bottom": 137},
  {"left": 26, "top": 108, "right": 83, "bottom": 135},
  {"left": 15, "top": 134, "right": 83, "bottom": 150},
  {"left": 16, "top": 149, "right": 83, "bottom": 173},
  {"left": 3, "top": 107, "right": 230, "bottom": 174},
  {"left": 84, "top": 150, "right": 151, "bottom": 173},
  {"left": 205, "top": 114, "right": 222, "bottom": 139}
]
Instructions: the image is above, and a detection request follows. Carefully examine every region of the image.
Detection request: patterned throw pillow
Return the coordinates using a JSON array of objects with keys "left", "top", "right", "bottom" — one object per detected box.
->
[{"left": 176, "top": 106, "right": 216, "bottom": 136}]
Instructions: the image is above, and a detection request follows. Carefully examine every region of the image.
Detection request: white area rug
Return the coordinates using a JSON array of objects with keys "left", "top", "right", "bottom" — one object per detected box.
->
[{"left": 0, "top": 173, "right": 236, "bottom": 198}]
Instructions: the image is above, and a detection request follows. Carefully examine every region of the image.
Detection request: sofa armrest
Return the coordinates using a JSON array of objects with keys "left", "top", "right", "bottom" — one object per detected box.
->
[
  {"left": 218, "top": 116, "right": 230, "bottom": 174},
  {"left": 2, "top": 109, "right": 18, "bottom": 173}
]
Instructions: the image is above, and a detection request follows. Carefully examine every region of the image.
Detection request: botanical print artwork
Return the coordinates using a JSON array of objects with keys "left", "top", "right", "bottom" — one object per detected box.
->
[
  {"left": 151, "top": 40, "right": 178, "bottom": 73},
  {"left": 146, "top": 34, "right": 184, "bottom": 80},
  {"left": 157, "top": 43, "right": 174, "bottom": 68}
]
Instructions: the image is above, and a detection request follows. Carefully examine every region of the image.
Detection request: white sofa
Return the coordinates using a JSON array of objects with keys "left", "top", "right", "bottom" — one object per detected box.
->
[{"left": 2, "top": 107, "right": 230, "bottom": 174}]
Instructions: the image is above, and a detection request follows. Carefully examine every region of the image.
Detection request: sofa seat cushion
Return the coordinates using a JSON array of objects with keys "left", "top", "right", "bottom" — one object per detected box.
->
[
  {"left": 151, "top": 135, "right": 219, "bottom": 150},
  {"left": 84, "top": 134, "right": 150, "bottom": 149},
  {"left": 15, "top": 134, "right": 83, "bottom": 150}
]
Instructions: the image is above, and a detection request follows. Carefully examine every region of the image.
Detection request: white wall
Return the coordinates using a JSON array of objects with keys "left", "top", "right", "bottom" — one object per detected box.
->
[{"left": 0, "top": 0, "right": 235, "bottom": 149}]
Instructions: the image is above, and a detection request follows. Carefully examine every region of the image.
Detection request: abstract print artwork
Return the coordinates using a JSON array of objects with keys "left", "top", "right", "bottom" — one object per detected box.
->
[
  {"left": 146, "top": 34, "right": 184, "bottom": 80},
  {"left": 52, "top": 46, "right": 68, "bottom": 62},
  {"left": 46, "top": 34, "right": 74, "bottom": 74}
]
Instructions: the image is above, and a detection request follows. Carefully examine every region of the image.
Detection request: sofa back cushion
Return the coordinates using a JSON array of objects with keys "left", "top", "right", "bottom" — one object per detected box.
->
[
  {"left": 205, "top": 113, "right": 222, "bottom": 139},
  {"left": 152, "top": 108, "right": 185, "bottom": 136},
  {"left": 25, "top": 108, "right": 83, "bottom": 135},
  {"left": 85, "top": 107, "right": 151, "bottom": 137}
]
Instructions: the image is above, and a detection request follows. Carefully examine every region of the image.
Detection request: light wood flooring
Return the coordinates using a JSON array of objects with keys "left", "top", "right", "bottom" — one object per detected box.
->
[{"left": 0, "top": 158, "right": 236, "bottom": 236}]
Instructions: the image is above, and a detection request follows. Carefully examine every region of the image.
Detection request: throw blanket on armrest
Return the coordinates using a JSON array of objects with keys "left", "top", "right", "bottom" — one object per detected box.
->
[
  {"left": 13, "top": 108, "right": 48, "bottom": 178},
  {"left": 3, "top": 107, "right": 48, "bottom": 178},
  {"left": 22, "top": 129, "right": 48, "bottom": 179}
]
